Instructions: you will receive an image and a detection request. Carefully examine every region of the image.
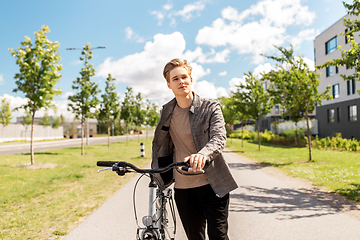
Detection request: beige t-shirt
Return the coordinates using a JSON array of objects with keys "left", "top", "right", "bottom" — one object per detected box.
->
[{"left": 169, "top": 104, "right": 209, "bottom": 189}]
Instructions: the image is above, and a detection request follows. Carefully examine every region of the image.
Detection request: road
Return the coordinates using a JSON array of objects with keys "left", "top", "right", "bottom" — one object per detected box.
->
[
  {"left": 63, "top": 150, "right": 360, "bottom": 240},
  {"left": 0, "top": 135, "right": 150, "bottom": 155}
]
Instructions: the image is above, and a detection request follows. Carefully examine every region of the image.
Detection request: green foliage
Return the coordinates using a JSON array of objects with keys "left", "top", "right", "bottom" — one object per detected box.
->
[
  {"left": 51, "top": 115, "right": 62, "bottom": 129},
  {"left": 0, "top": 98, "right": 12, "bottom": 127},
  {"left": 97, "top": 74, "right": 120, "bottom": 147},
  {"left": 145, "top": 100, "right": 160, "bottom": 129},
  {"left": 20, "top": 110, "right": 32, "bottom": 127},
  {"left": 8, "top": 25, "right": 63, "bottom": 114},
  {"left": 133, "top": 93, "right": 145, "bottom": 133},
  {"left": 38, "top": 112, "right": 50, "bottom": 127},
  {"left": 232, "top": 72, "right": 273, "bottom": 151},
  {"left": 120, "top": 87, "right": 135, "bottom": 145}
]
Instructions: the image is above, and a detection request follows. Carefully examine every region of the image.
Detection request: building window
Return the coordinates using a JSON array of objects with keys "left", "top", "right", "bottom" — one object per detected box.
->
[
  {"left": 336, "top": 66, "right": 339, "bottom": 74},
  {"left": 332, "top": 84, "right": 339, "bottom": 99},
  {"left": 326, "top": 36, "right": 337, "bottom": 54},
  {"left": 347, "top": 81, "right": 351, "bottom": 95},
  {"left": 337, "top": 108, "right": 341, "bottom": 122},
  {"left": 345, "top": 27, "right": 353, "bottom": 44},
  {"left": 328, "top": 109, "right": 335, "bottom": 123},
  {"left": 326, "top": 66, "right": 333, "bottom": 77},
  {"left": 275, "top": 105, "right": 279, "bottom": 114},
  {"left": 352, "top": 79, "right": 356, "bottom": 94},
  {"left": 349, "top": 105, "right": 357, "bottom": 122}
]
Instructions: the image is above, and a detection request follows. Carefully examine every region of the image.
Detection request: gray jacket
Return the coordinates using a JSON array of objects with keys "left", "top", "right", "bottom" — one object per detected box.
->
[{"left": 151, "top": 93, "right": 238, "bottom": 198}]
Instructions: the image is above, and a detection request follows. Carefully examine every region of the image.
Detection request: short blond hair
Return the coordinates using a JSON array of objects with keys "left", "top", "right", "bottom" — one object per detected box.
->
[{"left": 163, "top": 58, "right": 192, "bottom": 82}]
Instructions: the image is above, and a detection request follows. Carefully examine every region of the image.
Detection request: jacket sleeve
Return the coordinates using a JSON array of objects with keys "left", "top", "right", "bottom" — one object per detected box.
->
[{"left": 197, "top": 102, "right": 227, "bottom": 162}]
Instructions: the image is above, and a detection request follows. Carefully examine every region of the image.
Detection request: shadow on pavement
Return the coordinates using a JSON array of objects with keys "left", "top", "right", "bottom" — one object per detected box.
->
[{"left": 229, "top": 185, "right": 339, "bottom": 220}]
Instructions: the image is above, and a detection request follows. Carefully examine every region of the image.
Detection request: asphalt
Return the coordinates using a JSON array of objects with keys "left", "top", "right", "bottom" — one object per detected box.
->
[{"left": 63, "top": 150, "right": 360, "bottom": 240}]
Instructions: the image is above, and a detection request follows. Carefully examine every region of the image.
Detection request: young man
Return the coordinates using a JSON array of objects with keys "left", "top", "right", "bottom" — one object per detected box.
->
[{"left": 152, "top": 59, "right": 238, "bottom": 240}]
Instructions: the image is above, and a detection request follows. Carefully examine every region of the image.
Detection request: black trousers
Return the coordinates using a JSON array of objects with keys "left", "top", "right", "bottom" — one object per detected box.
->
[{"left": 174, "top": 184, "right": 230, "bottom": 240}]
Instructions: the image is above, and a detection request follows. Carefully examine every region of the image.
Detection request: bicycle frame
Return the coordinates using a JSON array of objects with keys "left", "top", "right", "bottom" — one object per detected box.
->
[{"left": 137, "top": 178, "right": 175, "bottom": 240}]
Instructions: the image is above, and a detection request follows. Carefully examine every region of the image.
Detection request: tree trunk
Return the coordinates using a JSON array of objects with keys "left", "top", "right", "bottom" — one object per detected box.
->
[
  {"left": 241, "top": 122, "right": 244, "bottom": 148},
  {"left": 31, "top": 111, "right": 35, "bottom": 165},
  {"left": 107, "top": 122, "right": 110, "bottom": 149},
  {"left": 294, "top": 122, "right": 298, "bottom": 147},
  {"left": 138, "top": 125, "right": 140, "bottom": 143},
  {"left": 257, "top": 119, "right": 261, "bottom": 151},
  {"left": 306, "top": 114, "right": 312, "bottom": 161},
  {"left": 126, "top": 123, "right": 128, "bottom": 146},
  {"left": 81, "top": 121, "right": 84, "bottom": 156}
]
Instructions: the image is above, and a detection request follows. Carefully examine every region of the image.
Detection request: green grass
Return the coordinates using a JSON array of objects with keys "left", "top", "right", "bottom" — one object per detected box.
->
[
  {"left": 0, "top": 139, "right": 152, "bottom": 240},
  {"left": 226, "top": 138, "right": 360, "bottom": 202}
]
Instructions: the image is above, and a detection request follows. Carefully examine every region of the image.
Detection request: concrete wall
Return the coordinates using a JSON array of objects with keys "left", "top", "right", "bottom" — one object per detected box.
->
[{"left": 0, "top": 124, "right": 64, "bottom": 143}]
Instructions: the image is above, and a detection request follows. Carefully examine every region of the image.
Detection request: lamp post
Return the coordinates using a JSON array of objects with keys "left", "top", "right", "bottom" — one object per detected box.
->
[{"left": 67, "top": 45, "right": 106, "bottom": 145}]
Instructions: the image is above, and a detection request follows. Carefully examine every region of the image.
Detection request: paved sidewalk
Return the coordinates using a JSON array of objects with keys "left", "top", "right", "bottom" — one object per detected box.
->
[{"left": 63, "top": 150, "right": 360, "bottom": 240}]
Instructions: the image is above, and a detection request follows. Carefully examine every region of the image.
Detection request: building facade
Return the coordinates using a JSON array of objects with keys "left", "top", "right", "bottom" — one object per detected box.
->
[{"left": 314, "top": 14, "right": 360, "bottom": 139}]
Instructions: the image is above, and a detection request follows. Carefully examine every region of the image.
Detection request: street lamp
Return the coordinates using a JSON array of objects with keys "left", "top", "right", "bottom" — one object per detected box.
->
[{"left": 67, "top": 45, "right": 106, "bottom": 145}]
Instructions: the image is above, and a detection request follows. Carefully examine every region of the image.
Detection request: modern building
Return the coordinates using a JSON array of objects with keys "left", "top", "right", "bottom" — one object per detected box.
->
[{"left": 314, "top": 14, "right": 360, "bottom": 139}]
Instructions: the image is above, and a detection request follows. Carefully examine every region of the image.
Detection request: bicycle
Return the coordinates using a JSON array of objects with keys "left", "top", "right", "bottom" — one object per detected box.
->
[{"left": 97, "top": 160, "right": 200, "bottom": 240}]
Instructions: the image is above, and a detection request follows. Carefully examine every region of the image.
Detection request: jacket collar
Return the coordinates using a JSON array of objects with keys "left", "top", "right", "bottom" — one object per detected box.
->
[{"left": 162, "top": 92, "right": 201, "bottom": 116}]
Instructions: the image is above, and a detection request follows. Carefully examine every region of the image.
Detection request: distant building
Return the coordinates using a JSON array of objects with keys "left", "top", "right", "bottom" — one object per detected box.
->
[
  {"left": 16, "top": 117, "right": 98, "bottom": 139},
  {"left": 314, "top": 14, "right": 360, "bottom": 139}
]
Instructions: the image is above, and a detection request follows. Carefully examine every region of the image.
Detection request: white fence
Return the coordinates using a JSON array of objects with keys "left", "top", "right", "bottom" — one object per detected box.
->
[
  {"left": 0, "top": 124, "right": 64, "bottom": 143},
  {"left": 271, "top": 119, "right": 318, "bottom": 135}
]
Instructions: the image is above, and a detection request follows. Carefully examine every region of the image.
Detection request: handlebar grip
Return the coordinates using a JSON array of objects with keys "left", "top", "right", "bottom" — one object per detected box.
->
[{"left": 97, "top": 161, "right": 118, "bottom": 167}]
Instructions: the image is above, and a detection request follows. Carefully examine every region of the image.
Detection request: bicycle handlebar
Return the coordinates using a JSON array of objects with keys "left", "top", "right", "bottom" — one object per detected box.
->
[{"left": 97, "top": 161, "right": 194, "bottom": 176}]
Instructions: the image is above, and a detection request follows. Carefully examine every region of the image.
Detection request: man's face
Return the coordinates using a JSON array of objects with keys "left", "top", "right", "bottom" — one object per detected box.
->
[{"left": 167, "top": 66, "right": 193, "bottom": 97}]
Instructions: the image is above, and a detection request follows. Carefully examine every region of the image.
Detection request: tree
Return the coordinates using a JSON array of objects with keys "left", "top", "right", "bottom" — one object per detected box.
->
[
  {"left": 233, "top": 72, "right": 273, "bottom": 151},
  {"left": 39, "top": 112, "right": 51, "bottom": 127},
  {"left": 144, "top": 100, "right": 160, "bottom": 139},
  {"left": 227, "top": 95, "right": 250, "bottom": 147},
  {"left": 21, "top": 110, "right": 32, "bottom": 141},
  {"left": 263, "top": 45, "right": 331, "bottom": 161},
  {"left": 120, "top": 87, "right": 135, "bottom": 146},
  {"left": 68, "top": 43, "right": 101, "bottom": 155},
  {"left": 316, "top": 1, "right": 360, "bottom": 95},
  {"left": 133, "top": 92, "right": 146, "bottom": 143},
  {"left": 218, "top": 96, "right": 240, "bottom": 144},
  {"left": 9, "top": 25, "right": 62, "bottom": 164},
  {"left": 51, "top": 115, "right": 62, "bottom": 129},
  {"left": 0, "top": 98, "right": 12, "bottom": 143},
  {"left": 97, "top": 74, "right": 120, "bottom": 148}
]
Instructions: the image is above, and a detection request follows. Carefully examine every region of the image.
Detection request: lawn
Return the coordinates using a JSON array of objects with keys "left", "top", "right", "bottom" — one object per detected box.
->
[
  {"left": 0, "top": 139, "right": 152, "bottom": 240},
  {"left": 226, "top": 138, "right": 360, "bottom": 202}
]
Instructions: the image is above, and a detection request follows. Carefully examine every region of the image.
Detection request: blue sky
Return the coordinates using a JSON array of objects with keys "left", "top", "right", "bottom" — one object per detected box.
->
[{"left": 0, "top": 0, "right": 351, "bottom": 120}]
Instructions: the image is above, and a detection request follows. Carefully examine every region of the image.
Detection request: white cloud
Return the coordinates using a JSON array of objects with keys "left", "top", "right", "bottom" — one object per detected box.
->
[
  {"left": 290, "top": 28, "right": 319, "bottom": 48},
  {"left": 0, "top": 74, "right": 4, "bottom": 85},
  {"left": 196, "top": 0, "right": 316, "bottom": 64},
  {"left": 152, "top": 0, "right": 208, "bottom": 26},
  {"left": 193, "top": 80, "right": 228, "bottom": 99},
  {"left": 229, "top": 77, "right": 246, "bottom": 93},
  {"left": 61, "top": 91, "right": 73, "bottom": 99},
  {"left": 219, "top": 71, "right": 227, "bottom": 76},
  {"left": 124, "top": 27, "right": 144, "bottom": 43},
  {"left": 174, "top": 0, "right": 207, "bottom": 21},
  {"left": 253, "top": 63, "right": 273, "bottom": 78},
  {"left": 97, "top": 32, "right": 211, "bottom": 103},
  {"left": 163, "top": 4, "right": 173, "bottom": 11},
  {"left": 184, "top": 47, "right": 230, "bottom": 64},
  {"left": 151, "top": 11, "right": 165, "bottom": 25}
]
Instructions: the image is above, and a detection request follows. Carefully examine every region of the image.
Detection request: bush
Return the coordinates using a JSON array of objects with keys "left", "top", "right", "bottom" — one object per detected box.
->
[{"left": 350, "top": 139, "right": 359, "bottom": 152}]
